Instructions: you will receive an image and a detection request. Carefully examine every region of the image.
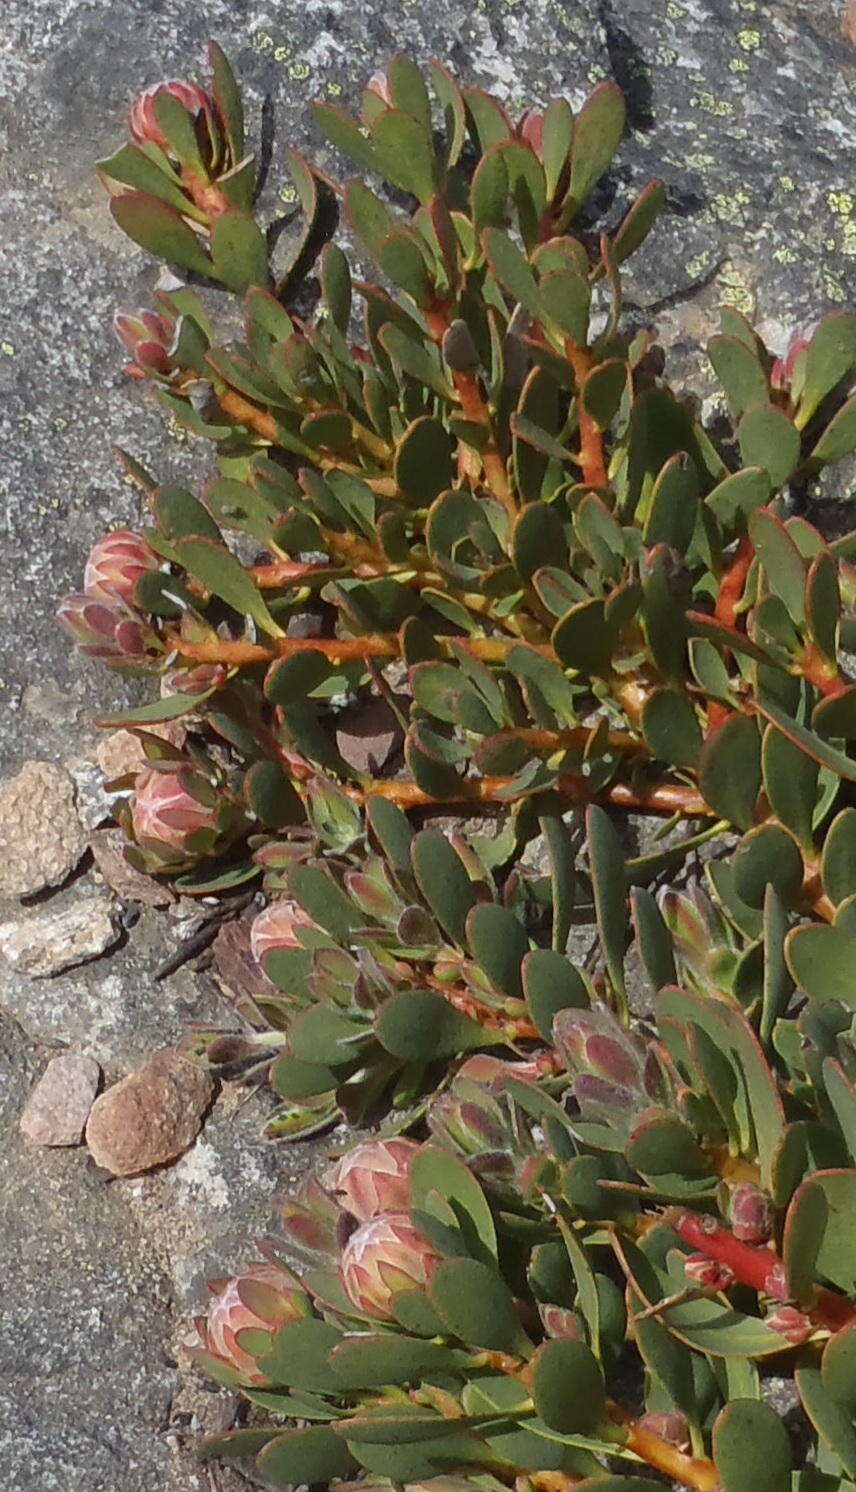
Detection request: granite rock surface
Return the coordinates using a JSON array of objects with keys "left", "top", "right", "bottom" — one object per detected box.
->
[{"left": 0, "top": 0, "right": 853, "bottom": 1487}]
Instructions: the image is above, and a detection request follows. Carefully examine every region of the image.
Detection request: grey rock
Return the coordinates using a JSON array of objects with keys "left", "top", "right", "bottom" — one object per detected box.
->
[
  {"left": 0, "top": 761, "right": 87, "bottom": 897},
  {"left": 0, "top": 898, "right": 119, "bottom": 977},
  {"left": 85, "top": 1046, "right": 214, "bottom": 1176},
  {"left": 19, "top": 1052, "right": 101, "bottom": 1146}
]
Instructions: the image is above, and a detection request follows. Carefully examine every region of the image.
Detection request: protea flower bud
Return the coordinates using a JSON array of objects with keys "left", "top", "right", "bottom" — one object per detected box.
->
[
  {"left": 114, "top": 308, "right": 178, "bottom": 381},
  {"left": 325, "top": 1137, "right": 418, "bottom": 1222},
  {"left": 161, "top": 662, "right": 228, "bottom": 696},
  {"left": 365, "top": 68, "right": 393, "bottom": 107},
  {"left": 84, "top": 529, "right": 160, "bottom": 606},
  {"left": 553, "top": 1008, "right": 645, "bottom": 1091},
  {"left": 765, "top": 1304, "right": 815, "bottom": 1346},
  {"left": 771, "top": 326, "right": 814, "bottom": 394},
  {"left": 539, "top": 1303, "right": 585, "bottom": 1339},
  {"left": 56, "top": 592, "right": 158, "bottom": 668},
  {"left": 517, "top": 108, "right": 544, "bottom": 157},
  {"left": 129, "top": 79, "right": 221, "bottom": 160},
  {"left": 683, "top": 1253, "right": 736, "bottom": 1291},
  {"left": 196, "top": 1262, "right": 309, "bottom": 1383},
  {"left": 728, "top": 1183, "right": 774, "bottom": 1244},
  {"left": 130, "top": 763, "right": 224, "bottom": 855},
  {"left": 250, "top": 900, "right": 317, "bottom": 966},
  {"left": 636, "top": 1412, "right": 691, "bottom": 1451},
  {"left": 339, "top": 1211, "right": 439, "bottom": 1319}
]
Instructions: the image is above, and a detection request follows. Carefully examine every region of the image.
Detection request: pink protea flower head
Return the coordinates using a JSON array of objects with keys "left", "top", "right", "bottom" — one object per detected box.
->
[
  {"left": 113, "top": 309, "right": 177, "bottom": 381},
  {"left": 729, "top": 1182, "right": 774, "bottom": 1244},
  {"left": 339, "top": 1211, "right": 439, "bottom": 1319},
  {"left": 250, "top": 899, "right": 317, "bottom": 966},
  {"left": 196, "top": 1262, "right": 309, "bottom": 1383},
  {"left": 84, "top": 529, "right": 160, "bottom": 606},
  {"left": 128, "top": 79, "right": 218, "bottom": 156},
  {"left": 325, "top": 1137, "right": 419, "bottom": 1222},
  {"left": 130, "top": 763, "right": 221, "bottom": 853},
  {"left": 56, "top": 592, "right": 156, "bottom": 668}
]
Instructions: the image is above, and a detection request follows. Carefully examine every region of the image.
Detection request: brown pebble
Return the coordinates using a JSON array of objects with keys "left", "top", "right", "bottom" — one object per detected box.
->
[
  {"left": 85, "top": 1047, "right": 214, "bottom": 1176},
  {"left": 20, "top": 1053, "right": 101, "bottom": 1146}
]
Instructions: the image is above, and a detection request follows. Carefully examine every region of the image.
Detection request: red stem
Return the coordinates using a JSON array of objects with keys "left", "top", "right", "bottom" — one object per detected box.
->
[{"left": 671, "top": 1211, "right": 856, "bottom": 1333}]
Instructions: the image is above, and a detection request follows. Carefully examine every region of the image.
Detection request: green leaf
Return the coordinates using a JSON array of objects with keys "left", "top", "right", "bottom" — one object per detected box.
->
[
  {"left": 531, "top": 1338, "right": 605, "bottom": 1434},
  {"left": 737, "top": 405, "right": 801, "bottom": 488},
  {"left": 756, "top": 694, "right": 856, "bottom": 784},
  {"left": 732, "top": 824, "right": 804, "bottom": 909},
  {"left": 824, "top": 1059, "right": 856, "bottom": 1155},
  {"left": 311, "top": 101, "right": 378, "bottom": 171},
  {"left": 522, "top": 949, "right": 590, "bottom": 1040},
  {"left": 643, "top": 452, "right": 699, "bottom": 553},
  {"left": 244, "top": 760, "right": 303, "bottom": 830},
  {"left": 410, "top": 1145, "right": 497, "bottom": 1262},
  {"left": 174, "top": 537, "right": 283, "bottom": 637},
  {"left": 822, "top": 808, "right": 856, "bottom": 906},
  {"left": 626, "top": 1111, "right": 709, "bottom": 1177},
  {"left": 698, "top": 713, "right": 761, "bottom": 830},
  {"left": 541, "top": 97, "right": 574, "bottom": 198},
  {"left": 631, "top": 887, "right": 678, "bottom": 991},
  {"left": 209, "top": 210, "right": 270, "bottom": 291},
  {"left": 258, "top": 1425, "right": 355, "bottom": 1486},
  {"left": 257, "top": 1317, "right": 342, "bottom": 1391},
  {"left": 797, "top": 1365, "right": 856, "bottom": 1480},
  {"left": 395, "top": 416, "right": 454, "bottom": 502},
  {"left": 466, "top": 903, "right": 529, "bottom": 1000},
  {"left": 785, "top": 924, "right": 856, "bottom": 1005},
  {"left": 705, "top": 466, "right": 772, "bottom": 529},
  {"left": 329, "top": 1333, "right": 464, "bottom": 1389},
  {"left": 822, "top": 1325, "right": 856, "bottom": 1415},
  {"left": 553, "top": 598, "right": 615, "bottom": 677},
  {"left": 712, "top": 1399, "right": 793, "bottom": 1492},
  {"left": 641, "top": 689, "right": 703, "bottom": 769},
  {"left": 761, "top": 723, "right": 819, "bottom": 850},
  {"left": 538, "top": 267, "right": 591, "bottom": 344},
  {"left": 797, "top": 313, "right": 856, "bottom": 427},
  {"left": 289, "top": 863, "right": 363, "bottom": 941},
  {"left": 110, "top": 192, "right": 212, "bottom": 276},
  {"left": 787, "top": 1169, "right": 856, "bottom": 1293},
  {"left": 270, "top": 1053, "right": 336, "bottom": 1100},
  {"left": 208, "top": 41, "right": 245, "bottom": 158},
  {"left": 587, "top": 806, "right": 627, "bottom": 1000},
  {"left": 582, "top": 359, "right": 628, "bottom": 430},
  {"left": 429, "top": 1256, "right": 532, "bottom": 1353},
  {"left": 97, "top": 143, "right": 205, "bottom": 218},
  {"left": 810, "top": 395, "right": 856, "bottom": 464},
  {"left": 482, "top": 227, "right": 541, "bottom": 314},
  {"left": 749, "top": 510, "right": 807, "bottom": 625},
  {"left": 611, "top": 179, "right": 666, "bottom": 265},
  {"left": 371, "top": 107, "right": 438, "bottom": 202},
  {"left": 375, "top": 989, "right": 489, "bottom": 1060},
  {"left": 708, "top": 334, "right": 768, "bottom": 418},
  {"left": 411, "top": 830, "right": 479, "bottom": 945},
  {"left": 566, "top": 81, "right": 625, "bottom": 216}
]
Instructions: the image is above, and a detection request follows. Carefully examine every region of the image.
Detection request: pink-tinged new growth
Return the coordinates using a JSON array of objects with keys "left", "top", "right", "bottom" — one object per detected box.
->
[
  {"left": 728, "top": 1182, "right": 774, "bottom": 1244},
  {"left": 161, "top": 662, "right": 228, "bottom": 696},
  {"left": 770, "top": 326, "right": 813, "bottom": 393},
  {"left": 84, "top": 528, "right": 160, "bottom": 606},
  {"left": 249, "top": 899, "right": 317, "bottom": 966},
  {"left": 197, "top": 1262, "right": 309, "bottom": 1383},
  {"left": 325, "top": 1137, "right": 419, "bottom": 1223},
  {"left": 539, "top": 1303, "right": 585, "bottom": 1339},
  {"left": 56, "top": 592, "right": 155, "bottom": 667},
  {"left": 130, "top": 764, "right": 221, "bottom": 853},
  {"left": 338, "top": 1211, "right": 439, "bottom": 1319},
  {"left": 764, "top": 1305, "right": 815, "bottom": 1346},
  {"left": 113, "top": 308, "right": 177, "bottom": 381},
  {"left": 129, "top": 79, "right": 221, "bottom": 161},
  {"left": 637, "top": 1412, "right": 691, "bottom": 1452},
  {"left": 516, "top": 108, "right": 544, "bottom": 157},
  {"left": 683, "top": 1253, "right": 737, "bottom": 1291}
]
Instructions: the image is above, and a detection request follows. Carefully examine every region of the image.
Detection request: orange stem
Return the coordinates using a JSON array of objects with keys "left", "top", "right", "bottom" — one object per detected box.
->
[
  {"left": 565, "top": 341, "right": 608, "bottom": 489},
  {"left": 425, "top": 303, "right": 516, "bottom": 520},
  {"left": 613, "top": 1410, "right": 718, "bottom": 1492},
  {"left": 354, "top": 774, "right": 712, "bottom": 817},
  {"left": 169, "top": 632, "right": 552, "bottom": 668}
]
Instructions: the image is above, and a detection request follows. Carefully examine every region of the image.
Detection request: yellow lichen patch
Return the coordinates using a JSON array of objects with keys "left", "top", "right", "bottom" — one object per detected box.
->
[{"left": 736, "top": 28, "right": 762, "bottom": 50}]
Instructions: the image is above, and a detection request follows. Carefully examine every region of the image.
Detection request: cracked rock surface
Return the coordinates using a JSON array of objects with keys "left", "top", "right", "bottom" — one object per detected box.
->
[{"left": 0, "top": 1, "right": 852, "bottom": 1488}]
